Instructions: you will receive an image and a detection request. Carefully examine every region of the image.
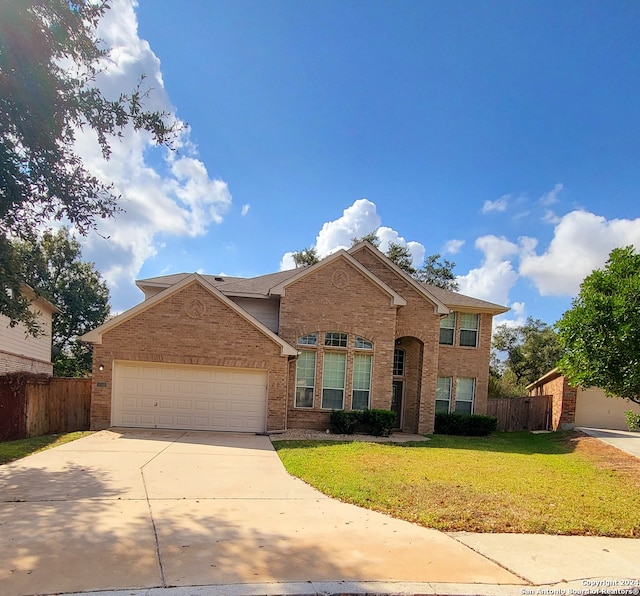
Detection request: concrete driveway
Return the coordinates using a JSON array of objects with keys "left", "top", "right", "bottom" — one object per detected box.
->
[
  {"left": 1, "top": 429, "right": 639, "bottom": 596},
  {"left": 578, "top": 427, "right": 640, "bottom": 458},
  {"left": 0, "top": 429, "right": 523, "bottom": 595}
]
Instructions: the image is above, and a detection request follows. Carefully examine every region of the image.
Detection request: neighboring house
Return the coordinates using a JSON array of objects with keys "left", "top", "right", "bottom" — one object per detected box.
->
[
  {"left": 527, "top": 368, "right": 640, "bottom": 431},
  {"left": 0, "top": 287, "right": 59, "bottom": 376},
  {"left": 82, "top": 242, "right": 508, "bottom": 434}
]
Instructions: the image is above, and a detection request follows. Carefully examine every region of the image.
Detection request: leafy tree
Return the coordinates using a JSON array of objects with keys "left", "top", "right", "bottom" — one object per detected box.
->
[
  {"left": 386, "top": 242, "right": 417, "bottom": 275},
  {"left": 415, "top": 253, "right": 459, "bottom": 291},
  {"left": 0, "top": 0, "right": 177, "bottom": 332},
  {"left": 556, "top": 246, "right": 640, "bottom": 404},
  {"left": 292, "top": 247, "right": 320, "bottom": 267},
  {"left": 491, "top": 317, "right": 563, "bottom": 393},
  {"left": 13, "top": 229, "right": 110, "bottom": 377},
  {"left": 351, "top": 232, "right": 380, "bottom": 247}
]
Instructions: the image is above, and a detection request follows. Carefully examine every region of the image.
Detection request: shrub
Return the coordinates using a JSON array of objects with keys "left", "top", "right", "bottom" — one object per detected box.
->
[
  {"left": 435, "top": 412, "right": 498, "bottom": 436},
  {"left": 329, "top": 410, "right": 359, "bottom": 434},
  {"left": 359, "top": 409, "right": 396, "bottom": 437},
  {"left": 625, "top": 410, "right": 640, "bottom": 431}
]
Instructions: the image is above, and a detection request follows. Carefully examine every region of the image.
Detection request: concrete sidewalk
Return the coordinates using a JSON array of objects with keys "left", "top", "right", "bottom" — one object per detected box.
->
[{"left": 1, "top": 429, "right": 638, "bottom": 596}]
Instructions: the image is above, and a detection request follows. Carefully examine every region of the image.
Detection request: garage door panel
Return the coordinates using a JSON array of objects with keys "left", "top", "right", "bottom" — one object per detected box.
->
[{"left": 112, "top": 362, "right": 267, "bottom": 432}]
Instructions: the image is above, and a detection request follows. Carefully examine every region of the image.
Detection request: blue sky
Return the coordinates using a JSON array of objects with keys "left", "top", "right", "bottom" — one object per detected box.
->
[{"left": 75, "top": 0, "right": 640, "bottom": 328}]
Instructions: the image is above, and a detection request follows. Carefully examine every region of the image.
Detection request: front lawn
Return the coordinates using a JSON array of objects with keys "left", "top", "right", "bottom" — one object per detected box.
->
[
  {"left": 0, "top": 431, "right": 93, "bottom": 464},
  {"left": 273, "top": 431, "right": 640, "bottom": 537}
]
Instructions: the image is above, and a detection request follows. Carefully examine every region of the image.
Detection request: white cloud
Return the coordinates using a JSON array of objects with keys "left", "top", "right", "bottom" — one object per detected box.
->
[
  {"left": 542, "top": 209, "right": 561, "bottom": 224},
  {"left": 539, "top": 183, "right": 563, "bottom": 206},
  {"left": 280, "top": 198, "right": 426, "bottom": 271},
  {"left": 72, "top": 0, "right": 231, "bottom": 309},
  {"left": 519, "top": 210, "right": 640, "bottom": 296},
  {"left": 315, "top": 198, "right": 381, "bottom": 256},
  {"left": 241, "top": 204, "right": 250, "bottom": 216},
  {"left": 482, "top": 195, "right": 509, "bottom": 214},
  {"left": 443, "top": 239, "right": 465, "bottom": 254},
  {"left": 457, "top": 235, "right": 520, "bottom": 306}
]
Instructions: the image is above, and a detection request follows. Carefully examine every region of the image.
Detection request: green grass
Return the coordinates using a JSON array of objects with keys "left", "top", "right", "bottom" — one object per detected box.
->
[
  {"left": 273, "top": 431, "right": 640, "bottom": 537},
  {"left": 0, "top": 431, "right": 93, "bottom": 464}
]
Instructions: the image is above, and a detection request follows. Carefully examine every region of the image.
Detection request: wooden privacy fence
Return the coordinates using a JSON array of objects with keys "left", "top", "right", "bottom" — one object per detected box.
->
[
  {"left": 487, "top": 395, "right": 552, "bottom": 432},
  {"left": 0, "top": 373, "right": 91, "bottom": 441}
]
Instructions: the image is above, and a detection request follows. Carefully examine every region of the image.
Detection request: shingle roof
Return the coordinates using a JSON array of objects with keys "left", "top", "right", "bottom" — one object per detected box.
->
[
  {"left": 423, "top": 285, "right": 509, "bottom": 314},
  {"left": 137, "top": 265, "right": 508, "bottom": 313}
]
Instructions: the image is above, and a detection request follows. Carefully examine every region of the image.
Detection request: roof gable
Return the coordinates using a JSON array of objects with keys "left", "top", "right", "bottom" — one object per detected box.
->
[
  {"left": 348, "top": 242, "right": 449, "bottom": 314},
  {"left": 269, "top": 250, "right": 407, "bottom": 306},
  {"left": 82, "top": 273, "right": 297, "bottom": 356}
]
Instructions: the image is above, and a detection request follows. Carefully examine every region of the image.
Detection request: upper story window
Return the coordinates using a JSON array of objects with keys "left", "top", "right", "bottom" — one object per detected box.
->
[
  {"left": 459, "top": 313, "right": 479, "bottom": 347},
  {"left": 298, "top": 333, "right": 318, "bottom": 346},
  {"left": 393, "top": 348, "right": 405, "bottom": 376},
  {"left": 355, "top": 336, "right": 373, "bottom": 350},
  {"left": 324, "top": 332, "right": 348, "bottom": 347},
  {"left": 439, "top": 313, "right": 456, "bottom": 345}
]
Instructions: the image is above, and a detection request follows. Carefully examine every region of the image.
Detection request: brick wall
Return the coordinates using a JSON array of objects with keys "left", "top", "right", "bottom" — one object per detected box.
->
[
  {"left": 90, "top": 281, "right": 289, "bottom": 431},
  {"left": 0, "top": 350, "right": 53, "bottom": 375},
  {"left": 436, "top": 312, "right": 493, "bottom": 415},
  {"left": 279, "top": 256, "right": 398, "bottom": 430}
]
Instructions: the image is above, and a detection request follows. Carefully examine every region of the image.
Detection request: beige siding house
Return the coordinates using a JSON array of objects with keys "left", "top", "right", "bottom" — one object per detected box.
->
[
  {"left": 83, "top": 242, "right": 508, "bottom": 435},
  {"left": 0, "top": 288, "right": 58, "bottom": 376}
]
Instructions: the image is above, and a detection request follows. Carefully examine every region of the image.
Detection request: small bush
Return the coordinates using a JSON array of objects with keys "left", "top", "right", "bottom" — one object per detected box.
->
[
  {"left": 435, "top": 412, "right": 498, "bottom": 436},
  {"left": 625, "top": 410, "right": 640, "bottom": 431},
  {"left": 329, "top": 410, "right": 359, "bottom": 434},
  {"left": 360, "top": 409, "right": 396, "bottom": 437}
]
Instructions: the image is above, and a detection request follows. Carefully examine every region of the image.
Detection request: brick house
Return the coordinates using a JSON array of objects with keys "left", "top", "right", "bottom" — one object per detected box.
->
[
  {"left": 528, "top": 368, "right": 640, "bottom": 431},
  {"left": 83, "top": 242, "right": 508, "bottom": 435}
]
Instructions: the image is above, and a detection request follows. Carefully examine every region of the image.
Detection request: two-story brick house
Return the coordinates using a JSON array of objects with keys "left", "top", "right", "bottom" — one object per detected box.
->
[{"left": 83, "top": 242, "right": 508, "bottom": 434}]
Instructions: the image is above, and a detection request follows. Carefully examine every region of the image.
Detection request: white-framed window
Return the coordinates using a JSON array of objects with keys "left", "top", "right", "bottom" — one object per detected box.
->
[
  {"left": 321, "top": 352, "right": 346, "bottom": 409},
  {"left": 393, "top": 348, "right": 405, "bottom": 376},
  {"left": 324, "top": 332, "right": 348, "bottom": 348},
  {"left": 436, "top": 376, "right": 452, "bottom": 413},
  {"left": 298, "top": 333, "right": 318, "bottom": 346},
  {"left": 295, "top": 351, "right": 316, "bottom": 408},
  {"left": 352, "top": 353, "right": 372, "bottom": 410},
  {"left": 455, "top": 377, "right": 475, "bottom": 415},
  {"left": 459, "top": 313, "right": 479, "bottom": 347},
  {"left": 439, "top": 313, "right": 456, "bottom": 345},
  {"left": 355, "top": 336, "right": 373, "bottom": 350}
]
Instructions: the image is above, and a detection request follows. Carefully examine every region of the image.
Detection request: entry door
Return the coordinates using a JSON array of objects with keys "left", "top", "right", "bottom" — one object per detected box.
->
[{"left": 391, "top": 380, "right": 403, "bottom": 429}]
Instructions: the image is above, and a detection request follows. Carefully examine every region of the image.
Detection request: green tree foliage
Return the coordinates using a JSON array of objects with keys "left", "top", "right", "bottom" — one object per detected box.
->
[
  {"left": 0, "top": 0, "right": 177, "bottom": 332},
  {"left": 556, "top": 246, "right": 640, "bottom": 404},
  {"left": 386, "top": 242, "right": 417, "bottom": 275},
  {"left": 414, "top": 253, "right": 459, "bottom": 291},
  {"left": 13, "top": 229, "right": 110, "bottom": 377},
  {"left": 293, "top": 231, "right": 459, "bottom": 289},
  {"left": 292, "top": 247, "right": 320, "bottom": 267},
  {"left": 491, "top": 317, "right": 563, "bottom": 395}
]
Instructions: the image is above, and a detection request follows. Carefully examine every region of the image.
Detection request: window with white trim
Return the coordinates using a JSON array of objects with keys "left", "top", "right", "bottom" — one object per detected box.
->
[
  {"left": 352, "top": 354, "right": 372, "bottom": 410},
  {"left": 455, "top": 377, "right": 475, "bottom": 415},
  {"left": 436, "top": 377, "right": 452, "bottom": 413},
  {"left": 355, "top": 336, "right": 373, "bottom": 350},
  {"left": 295, "top": 351, "right": 316, "bottom": 408},
  {"left": 439, "top": 313, "right": 456, "bottom": 345},
  {"left": 321, "top": 352, "right": 346, "bottom": 409},
  {"left": 393, "top": 348, "right": 405, "bottom": 376},
  {"left": 298, "top": 333, "right": 318, "bottom": 346},
  {"left": 324, "top": 332, "right": 348, "bottom": 347},
  {"left": 459, "top": 313, "right": 479, "bottom": 347}
]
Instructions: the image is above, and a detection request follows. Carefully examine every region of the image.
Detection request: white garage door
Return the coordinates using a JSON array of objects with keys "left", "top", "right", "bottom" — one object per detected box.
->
[
  {"left": 574, "top": 387, "right": 640, "bottom": 430},
  {"left": 112, "top": 361, "right": 268, "bottom": 432}
]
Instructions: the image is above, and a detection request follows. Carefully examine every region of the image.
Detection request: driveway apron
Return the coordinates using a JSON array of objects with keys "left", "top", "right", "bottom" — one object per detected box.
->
[{"left": 0, "top": 429, "right": 522, "bottom": 595}]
